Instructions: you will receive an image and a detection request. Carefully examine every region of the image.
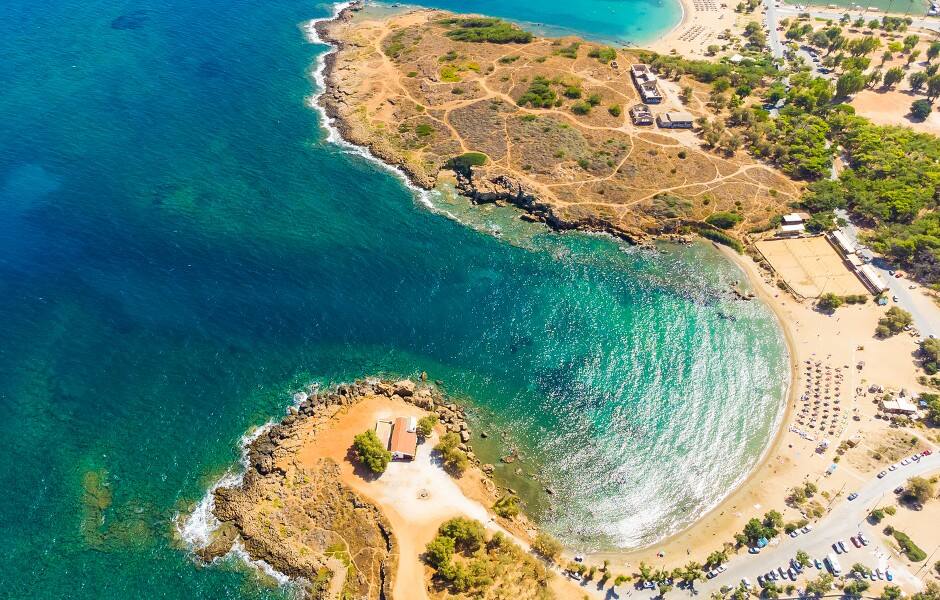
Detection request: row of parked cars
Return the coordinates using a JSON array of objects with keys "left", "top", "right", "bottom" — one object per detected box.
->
[{"left": 877, "top": 449, "right": 932, "bottom": 480}]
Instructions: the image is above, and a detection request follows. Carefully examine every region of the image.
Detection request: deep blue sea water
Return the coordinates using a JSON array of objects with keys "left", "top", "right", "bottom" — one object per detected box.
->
[{"left": 0, "top": 0, "right": 785, "bottom": 597}]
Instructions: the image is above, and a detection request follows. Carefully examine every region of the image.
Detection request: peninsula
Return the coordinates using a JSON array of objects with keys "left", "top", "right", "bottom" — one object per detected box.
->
[{"left": 314, "top": 7, "right": 800, "bottom": 244}]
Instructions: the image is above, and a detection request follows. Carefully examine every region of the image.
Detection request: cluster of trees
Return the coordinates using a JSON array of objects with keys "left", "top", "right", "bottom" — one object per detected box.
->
[
  {"left": 905, "top": 475, "right": 936, "bottom": 504},
  {"left": 705, "top": 211, "right": 743, "bottom": 229},
  {"left": 424, "top": 518, "right": 494, "bottom": 592},
  {"left": 352, "top": 429, "right": 392, "bottom": 474},
  {"left": 876, "top": 306, "right": 913, "bottom": 337},
  {"left": 734, "top": 510, "right": 783, "bottom": 546},
  {"left": 892, "top": 528, "right": 928, "bottom": 561},
  {"left": 587, "top": 46, "right": 617, "bottom": 63},
  {"left": 438, "top": 17, "right": 534, "bottom": 44},
  {"left": 435, "top": 431, "right": 469, "bottom": 474},
  {"left": 636, "top": 560, "right": 708, "bottom": 594},
  {"left": 817, "top": 292, "right": 868, "bottom": 312},
  {"left": 416, "top": 414, "right": 438, "bottom": 437}
]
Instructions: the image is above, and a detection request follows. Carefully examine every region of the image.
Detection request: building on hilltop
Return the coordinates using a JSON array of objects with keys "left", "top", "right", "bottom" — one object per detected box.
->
[
  {"left": 630, "top": 64, "right": 663, "bottom": 104},
  {"left": 629, "top": 103, "right": 654, "bottom": 126},
  {"left": 656, "top": 111, "right": 694, "bottom": 129}
]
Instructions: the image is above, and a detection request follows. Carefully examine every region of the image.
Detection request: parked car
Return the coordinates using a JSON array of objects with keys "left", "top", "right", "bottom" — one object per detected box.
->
[
  {"left": 877, "top": 471, "right": 887, "bottom": 478},
  {"left": 901, "top": 458, "right": 910, "bottom": 465},
  {"left": 802, "top": 525, "right": 813, "bottom": 534},
  {"left": 848, "top": 492, "right": 859, "bottom": 501},
  {"left": 717, "top": 565, "right": 727, "bottom": 574},
  {"left": 833, "top": 542, "right": 843, "bottom": 554},
  {"left": 814, "top": 559, "right": 823, "bottom": 570},
  {"left": 851, "top": 537, "right": 861, "bottom": 548},
  {"left": 749, "top": 546, "right": 761, "bottom": 554},
  {"left": 839, "top": 541, "right": 848, "bottom": 553},
  {"left": 886, "top": 570, "right": 894, "bottom": 581},
  {"left": 641, "top": 581, "right": 656, "bottom": 590},
  {"left": 858, "top": 533, "right": 869, "bottom": 546},
  {"left": 894, "top": 486, "right": 905, "bottom": 494},
  {"left": 789, "top": 530, "right": 799, "bottom": 538},
  {"left": 911, "top": 454, "right": 921, "bottom": 462},
  {"left": 889, "top": 464, "right": 898, "bottom": 471},
  {"left": 876, "top": 568, "right": 884, "bottom": 580},
  {"left": 742, "top": 578, "right": 752, "bottom": 589},
  {"left": 923, "top": 449, "right": 932, "bottom": 456}
]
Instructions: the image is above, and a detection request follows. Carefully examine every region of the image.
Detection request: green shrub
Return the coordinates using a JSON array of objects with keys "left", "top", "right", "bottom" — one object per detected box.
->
[
  {"left": 435, "top": 432, "right": 469, "bottom": 475},
  {"left": 588, "top": 46, "right": 617, "bottom": 63},
  {"left": 705, "top": 211, "right": 743, "bottom": 229},
  {"left": 438, "top": 17, "right": 533, "bottom": 43},
  {"left": 415, "top": 123, "right": 434, "bottom": 137},
  {"left": 493, "top": 494, "right": 520, "bottom": 518},
  {"left": 416, "top": 414, "right": 439, "bottom": 437},
  {"left": 893, "top": 530, "right": 927, "bottom": 561},
  {"left": 571, "top": 101, "right": 591, "bottom": 115},
  {"left": 517, "top": 76, "right": 557, "bottom": 108},
  {"left": 352, "top": 429, "right": 392, "bottom": 474},
  {"left": 446, "top": 152, "right": 488, "bottom": 172},
  {"left": 608, "top": 104, "right": 622, "bottom": 117},
  {"left": 699, "top": 228, "right": 744, "bottom": 253}
]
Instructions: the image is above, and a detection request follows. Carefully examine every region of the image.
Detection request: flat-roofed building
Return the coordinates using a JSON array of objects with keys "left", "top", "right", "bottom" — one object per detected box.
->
[
  {"left": 629, "top": 103, "right": 654, "bottom": 126},
  {"left": 830, "top": 230, "right": 856, "bottom": 256},
  {"left": 881, "top": 397, "right": 917, "bottom": 415},
  {"left": 778, "top": 223, "right": 805, "bottom": 236},
  {"left": 858, "top": 264, "right": 888, "bottom": 294},
  {"left": 630, "top": 64, "right": 663, "bottom": 104},
  {"left": 374, "top": 419, "right": 393, "bottom": 450},
  {"left": 656, "top": 111, "right": 694, "bottom": 129}
]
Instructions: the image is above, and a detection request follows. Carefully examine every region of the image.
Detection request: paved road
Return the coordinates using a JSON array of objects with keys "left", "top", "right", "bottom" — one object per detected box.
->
[
  {"left": 765, "top": 0, "right": 786, "bottom": 59},
  {"left": 571, "top": 453, "right": 940, "bottom": 599},
  {"left": 774, "top": 4, "right": 940, "bottom": 33},
  {"left": 835, "top": 209, "right": 940, "bottom": 340},
  {"left": 692, "top": 453, "right": 939, "bottom": 596}
]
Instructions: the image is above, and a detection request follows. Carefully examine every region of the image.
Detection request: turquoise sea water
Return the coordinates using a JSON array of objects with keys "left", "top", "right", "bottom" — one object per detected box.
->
[{"left": 0, "top": 0, "right": 785, "bottom": 597}]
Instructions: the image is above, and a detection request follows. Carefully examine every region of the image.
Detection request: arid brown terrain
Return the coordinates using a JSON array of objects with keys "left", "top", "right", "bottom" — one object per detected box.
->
[{"left": 316, "top": 8, "right": 801, "bottom": 242}]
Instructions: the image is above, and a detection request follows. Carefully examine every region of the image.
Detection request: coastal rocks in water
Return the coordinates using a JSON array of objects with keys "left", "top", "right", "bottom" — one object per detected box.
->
[{"left": 392, "top": 379, "right": 414, "bottom": 397}]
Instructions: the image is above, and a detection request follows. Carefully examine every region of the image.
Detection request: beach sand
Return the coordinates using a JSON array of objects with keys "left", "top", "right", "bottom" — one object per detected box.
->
[
  {"left": 646, "top": 0, "right": 747, "bottom": 59},
  {"left": 588, "top": 244, "right": 930, "bottom": 573}
]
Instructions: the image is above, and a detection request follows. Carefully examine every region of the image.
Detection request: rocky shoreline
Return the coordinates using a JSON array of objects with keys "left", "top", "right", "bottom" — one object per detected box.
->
[
  {"left": 194, "top": 376, "right": 485, "bottom": 599},
  {"left": 312, "top": 8, "right": 661, "bottom": 246}
]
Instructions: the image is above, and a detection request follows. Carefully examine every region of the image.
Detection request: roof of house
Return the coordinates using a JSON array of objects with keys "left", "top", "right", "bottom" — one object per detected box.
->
[
  {"left": 389, "top": 416, "right": 418, "bottom": 457},
  {"left": 780, "top": 223, "right": 805, "bottom": 232},
  {"left": 374, "top": 419, "right": 393, "bottom": 450},
  {"left": 662, "top": 111, "right": 694, "bottom": 122},
  {"left": 883, "top": 397, "right": 918, "bottom": 413},
  {"left": 782, "top": 213, "right": 804, "bottom": 223}
]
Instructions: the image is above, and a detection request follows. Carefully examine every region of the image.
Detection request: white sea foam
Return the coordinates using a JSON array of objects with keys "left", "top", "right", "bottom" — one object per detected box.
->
[
  {"left": 177, "top": 422, "right": 272, "bottom": 548},
  {"left": 300, "top": 4, "right": 467, "bottom": 223},
  {"left": 229, "top": 541, "right": 294, "bottom": 586}
]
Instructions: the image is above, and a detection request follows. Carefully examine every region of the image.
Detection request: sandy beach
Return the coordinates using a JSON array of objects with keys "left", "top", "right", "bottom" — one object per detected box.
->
[
  {"left": 587, "top": 243, "right": 931, "bottom": 573},
  {"left": 647, "top": 0, "right": 745, "bottom": 59}
]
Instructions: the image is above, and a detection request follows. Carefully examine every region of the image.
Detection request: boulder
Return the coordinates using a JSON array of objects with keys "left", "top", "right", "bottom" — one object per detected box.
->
[
  {"left": 393, "top": 380, "right": 415, "bottom": 397},
  {"left": 459, "top": 430, "right": 471, "bottom": 443},
  {"left": 482, "top": 464, "right": 495, "bottom": 474}
]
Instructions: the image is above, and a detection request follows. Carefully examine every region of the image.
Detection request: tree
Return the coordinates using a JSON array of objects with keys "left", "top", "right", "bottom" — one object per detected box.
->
[
  {"left": 908, "top": 49, "right": 922, "bottom": 66},
  {"left": 416, "top": 414, "right": 438, "bottom": 437},
  {"left": 817, "top": 293, "right": 844, "bottom": 312},
  {"left": 911, "top": 99, "right": 933, "bottom": 120},
  {"left": 706, "top": 211, "right": 743, "bottom": 229},
  {"left": 912, "top": 581, "right": 940, "bottom": 600},
  {"left": 922, "top": 340, "right": 940, "bottom": 375},
  {"left": 882, "top": 585, "right": 904, "bottom": 600},
  {"left": 928, "top": 74, "right": 940, "bottom": 100},
  {"left": 930, "top": 42, "right": 940, "bottom": 62},
  {"left": 638, "top": 561, "right": 654, "bottom": 583},
  {"left": 904, "top": 34, "right": 921, "bottom": 53},
  {"left": 531, "top": 531, "right": 562, "bottom": 562},
  {"left": 435, "top": 431, "right": 469, "bottom": 475},
  {"left": 707, "top": 549, "right": 729, "bottom": 568},
  {"left": 353, "top": 429, "right": 392, "bottom": 474},
  {"left": 876, "top": 307, "right": 913, "bottom": 337},
  {"left": 493, "top": 494, "right": 520, "bottom": 518},
  {"left": 439, "top": 517, "right": 486, "bottom": 552},
  {"left": 425, "top": 534, "right": 455, "bottom": 567},
  {"left": 836, "top": 70, "right": 866, "bottom": 97},
  {"left": 796, "top": 550, "right": 812, "bottom": 567},
  {"left": 682, "top": 562, "right": 705, "bottom": 589},
  {"left": 905, "top": 476, "right": 935, "bottom": 503},
  {"left": 910, "top": 70, "right": 928, "bottom": 91},
  {"left": 805, "top": 572, "right": 834, "bottom": 597},
  {"left": 883, "top": 66, "right": 905, "bottom": 88},
  {"left": 844, "top": 579, "right": 871, "bottom": 598}
]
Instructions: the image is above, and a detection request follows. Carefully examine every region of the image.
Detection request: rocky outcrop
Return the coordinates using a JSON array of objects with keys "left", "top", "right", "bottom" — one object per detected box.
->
[{"left": 197, "top": 377, "right": 476, "bottom": 599}]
